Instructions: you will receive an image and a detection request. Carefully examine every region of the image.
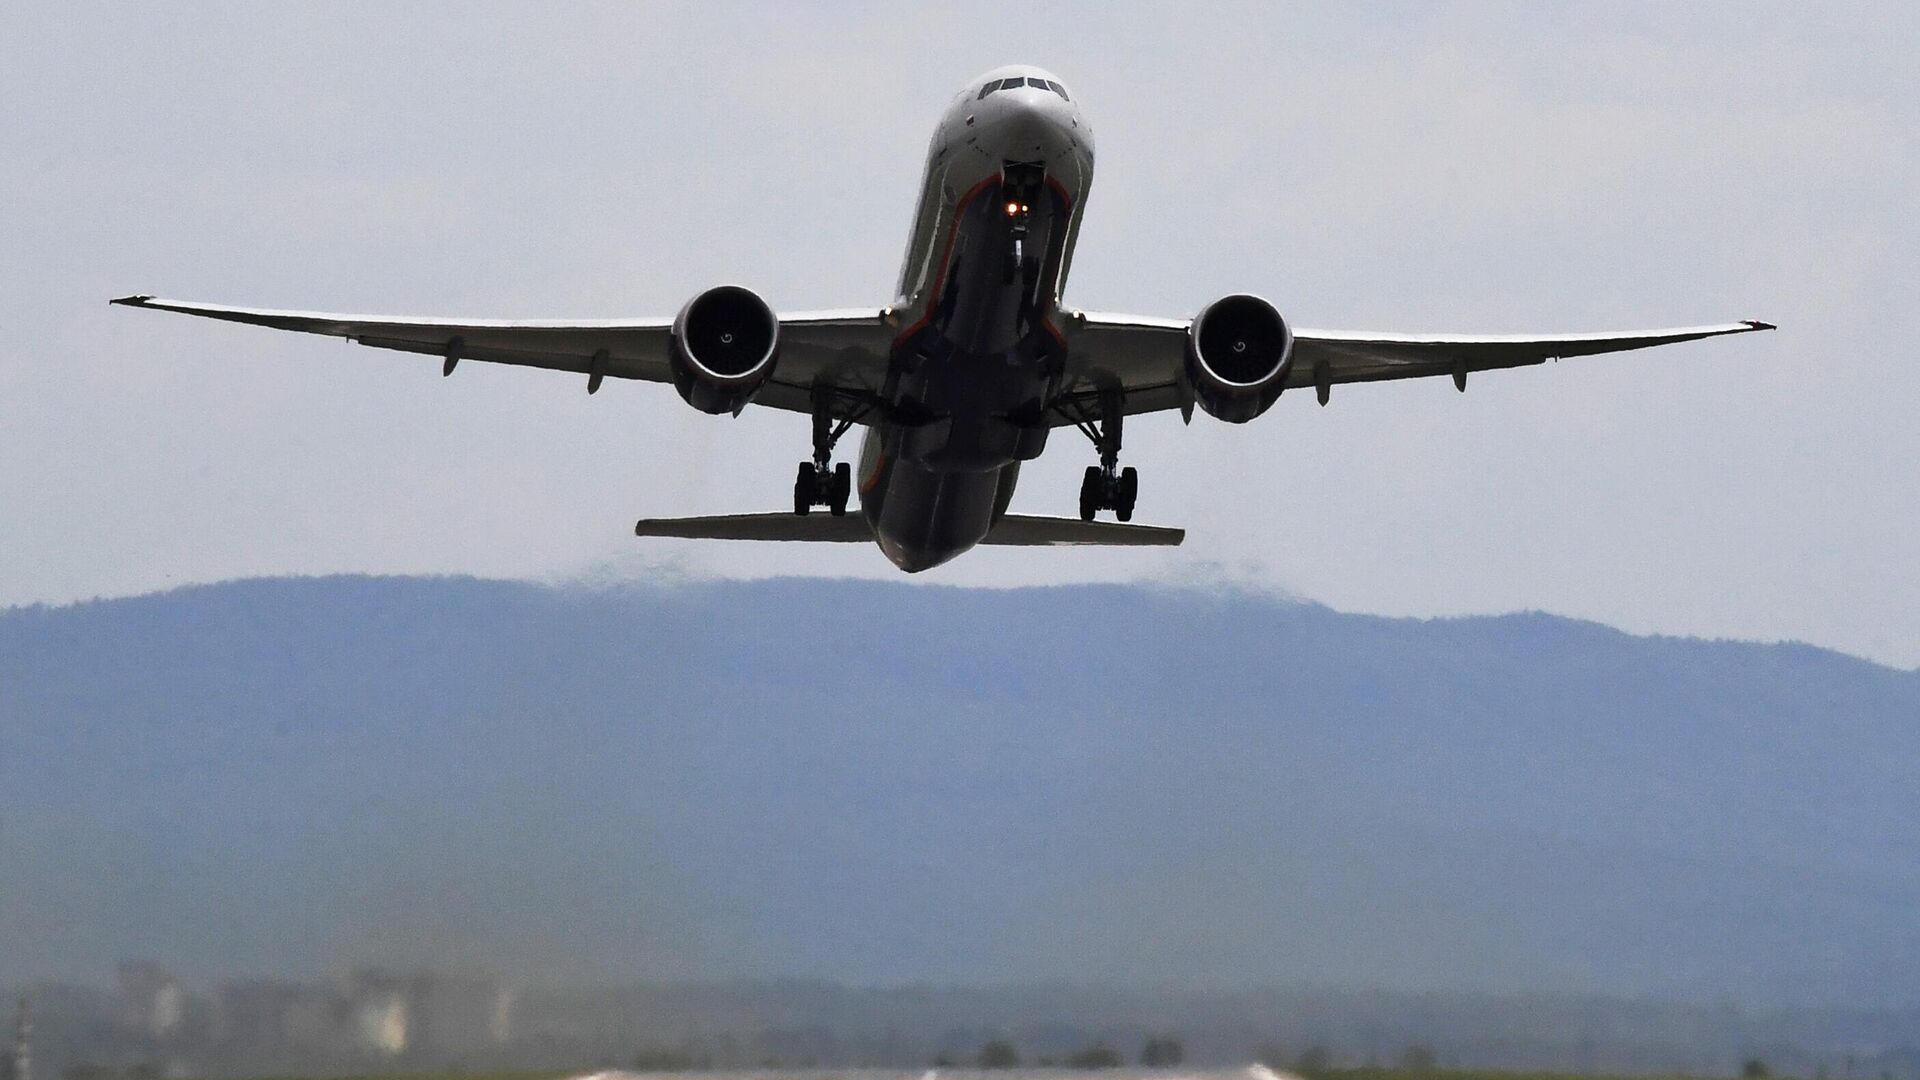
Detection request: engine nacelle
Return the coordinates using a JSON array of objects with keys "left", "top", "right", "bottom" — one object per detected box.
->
[
  {"left": 1185, "top": 293, "right": 1294, "bottom": 423},
  {"left": 669, "top": 285, "right": 780, "bottom": 415}
]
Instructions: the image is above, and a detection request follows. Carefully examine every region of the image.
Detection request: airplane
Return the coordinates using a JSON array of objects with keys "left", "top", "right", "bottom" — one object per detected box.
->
[{"left": 114, "top": 63, "right": 1772, "bottom": 573}]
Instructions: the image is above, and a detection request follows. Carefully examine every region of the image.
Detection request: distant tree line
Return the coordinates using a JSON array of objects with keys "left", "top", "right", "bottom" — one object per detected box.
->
[
  {"left": 631, "top": 1044, "right": 713, "bottom": 1071},
  {"left": 1141, "top": 1035, "right": 1186, "bottom": 1067},
  {"left": 969, "top": 1035, "right": 1184, "bottom": 1069}
]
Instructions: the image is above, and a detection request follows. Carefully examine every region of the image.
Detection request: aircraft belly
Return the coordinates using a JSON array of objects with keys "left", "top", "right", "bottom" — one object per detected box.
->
[
  {"left": 859, "top": 432, "right": 1017, "bottom": 572},
  {"left": 887, "top": 178, "right": 1071, "bottom": 471}
]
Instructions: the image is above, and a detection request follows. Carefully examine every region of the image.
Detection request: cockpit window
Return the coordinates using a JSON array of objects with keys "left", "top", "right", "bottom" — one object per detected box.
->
[{"left": 979, "top": 76, "right": 1068, "bottom": 100}]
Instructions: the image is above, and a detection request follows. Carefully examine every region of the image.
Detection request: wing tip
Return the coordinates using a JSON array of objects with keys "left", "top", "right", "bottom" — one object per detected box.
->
[
  {"left": 110, "top": 294, "right": 155, "bottom": 307},
  {"left": 1742, "top": 319, "right": 1777, "bottom": 331}
]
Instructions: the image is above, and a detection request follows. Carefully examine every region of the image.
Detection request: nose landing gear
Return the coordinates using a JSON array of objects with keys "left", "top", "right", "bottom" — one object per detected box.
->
[{"left": 1001, "top": 161, "right": 1045, "bottom": 284}]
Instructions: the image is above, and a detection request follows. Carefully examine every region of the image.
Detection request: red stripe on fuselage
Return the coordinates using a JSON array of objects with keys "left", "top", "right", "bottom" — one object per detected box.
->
[
  {"left": 893, "top": 171, "right": 1080, "bottom": 355},
  {"left": 860, "top": 449, "right": 889, "bottom": 494},
  {"left": 1038, "top": 176, "right": 1077, "bottom": 351},
  {"left": 891, "top": 173, "right": 1001, "bottom": 348}
]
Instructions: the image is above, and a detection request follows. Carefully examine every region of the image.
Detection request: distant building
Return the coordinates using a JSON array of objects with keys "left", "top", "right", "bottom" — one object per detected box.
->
[
  {"left": 116, "top": 964, "right": 183, "bottom": 1039},
  {"left": 9, "top": 997, "right": 30, "bottom": 1080},
  {"left": 337, "top": 968, "right": 511, "bottom": 1055},
  {"left": 490, "top": 985, "right": 515, "bottom": 1045},
  {"left": 279, "top": 992, "right": 339, "bottom": 1051},
  {"left": 353, "top": 992, "right": 408, "bottom": 1055},
  {"left": 211, "top": 980, "right": 326, "bottom": 1052},
  {"left": 342, "top": 969, "right": 411, "bottom": 1055},
  {"left": 413, "top": 973, "right": 512, "bottom": 1053}
]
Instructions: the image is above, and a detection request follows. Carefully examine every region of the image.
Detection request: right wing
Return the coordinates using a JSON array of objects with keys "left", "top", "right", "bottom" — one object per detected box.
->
[
  {"left": 1057, "top": 310, "right": 1774, "bottom": 418},
  {"left": 981, "top": 515, "right": 1183, "bottom": 546},
  {"left": 110, "top": 295, "right": 897, "bottom": 418}
]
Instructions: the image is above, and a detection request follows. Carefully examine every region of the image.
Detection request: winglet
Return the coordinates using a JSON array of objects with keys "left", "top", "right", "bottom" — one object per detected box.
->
[
  {"left": 1742, "top": 319, "right": 1777, "bottom": 331},
  {"left": 110, "top": 295, "right": 155, "bottom": 307}
]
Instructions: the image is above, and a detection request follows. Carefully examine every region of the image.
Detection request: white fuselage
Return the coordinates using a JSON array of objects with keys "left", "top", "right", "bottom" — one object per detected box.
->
[
  {"left": 891, "top": 65, "right": 1095, "bottom": 327},
  {"left": 855, "top": 65, "right": 1097, "bottom": 571}
]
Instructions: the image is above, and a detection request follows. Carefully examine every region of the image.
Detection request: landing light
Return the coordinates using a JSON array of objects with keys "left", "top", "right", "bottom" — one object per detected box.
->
[{"left": 1006, "top": 201, "right": 1020, "bottom": 216}]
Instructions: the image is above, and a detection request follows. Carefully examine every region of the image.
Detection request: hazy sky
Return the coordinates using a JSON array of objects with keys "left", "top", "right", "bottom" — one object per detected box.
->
[{"left": 5, "top": 2, "right": 1915, "bottom": 666}]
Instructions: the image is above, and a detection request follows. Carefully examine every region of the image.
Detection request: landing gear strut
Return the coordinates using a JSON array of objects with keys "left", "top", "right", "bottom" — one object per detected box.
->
[
  {"left": 793, "top": 388, "right": 860, "bottom": 517},
  {"left": 1064, "top": 387, "right": 1138, "bottom": 522},
  {"left": 1001, "top": 161, "right": 1044, "bottom": 284}
]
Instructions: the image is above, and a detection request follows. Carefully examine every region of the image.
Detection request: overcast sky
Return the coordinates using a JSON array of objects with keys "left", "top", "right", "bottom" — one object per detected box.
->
[{"left": 5, "top": 2, "right": 1915, "bottom": 666}]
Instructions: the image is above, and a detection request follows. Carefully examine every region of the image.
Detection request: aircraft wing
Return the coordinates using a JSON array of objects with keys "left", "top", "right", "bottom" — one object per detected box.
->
[
  {"left": 1055, "top": 310, "right": 1775, "bottom": 419},
  {"left": 979, "top": 514, "right": 1183, "bottom": 546},
  {"left": 634, "top": 512, "right": 1183, "bottom": 546},
  {"left": 109, "top": 295, "right": 896, "bottom": 418}
]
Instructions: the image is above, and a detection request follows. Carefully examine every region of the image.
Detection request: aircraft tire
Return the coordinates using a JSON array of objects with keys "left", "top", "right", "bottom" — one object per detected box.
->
[
  {"left": 1079, "top": 465, "right": 1102, "bottom": 521},
  {"left": 794, "top": 462, "right": 816, "bottom": 516},
  {"left": 830, "top": 462, "right": 852, "bottom": 516}
]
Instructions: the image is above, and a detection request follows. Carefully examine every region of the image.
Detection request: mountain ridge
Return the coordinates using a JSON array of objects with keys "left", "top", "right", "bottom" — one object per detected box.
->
[
  {"left": 11, "top": 571, "right": 1912, "bottom": 676},
  {"left": 2, "top": 574, "right": 1914, "bottom": 1008}
]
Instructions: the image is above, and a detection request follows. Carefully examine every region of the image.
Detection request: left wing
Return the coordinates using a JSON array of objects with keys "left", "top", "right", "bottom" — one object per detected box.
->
[
  {"left": 1056, "top": 310, "right": 1774, "bottom": 419},
  {"left": 110, "top": 295, "right": 896, "bottom": 417}
]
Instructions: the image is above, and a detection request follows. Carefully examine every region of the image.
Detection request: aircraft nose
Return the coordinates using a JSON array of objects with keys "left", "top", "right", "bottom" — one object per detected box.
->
[{"left": 985, "top": 88, "right": 1074, "bottom": 160}]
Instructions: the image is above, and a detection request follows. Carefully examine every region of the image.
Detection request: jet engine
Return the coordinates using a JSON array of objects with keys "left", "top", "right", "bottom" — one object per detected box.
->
[
  {"left": 1185, "top": 293, "right": 1294, "bottom": 423},
  {"left": 669, "top": 285, "right": 780, "bottom": 415}
]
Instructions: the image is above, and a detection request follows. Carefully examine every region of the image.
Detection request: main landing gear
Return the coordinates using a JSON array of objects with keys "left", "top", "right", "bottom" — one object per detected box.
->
[
  {"left": 1063, "top": 388, "right": 1138, "bottom": 522},
  {"left": 794, "top": 460, "right": 851, "bottom": 517},
  {"left": 794, "top": 388, "right": 858, "bottom": 517},
  {"left": 1079, "top": 463, "right": 1138, "bottom": 523}
]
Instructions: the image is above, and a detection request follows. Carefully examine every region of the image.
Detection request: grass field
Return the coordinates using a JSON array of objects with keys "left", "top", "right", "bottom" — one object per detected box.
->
[
  {"left": 1303, "top": 1068, "right": 1729, "bottom": 1080},
  {"left": 201, "top": 1068, "right": 1761, "bottom": 1080}
]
